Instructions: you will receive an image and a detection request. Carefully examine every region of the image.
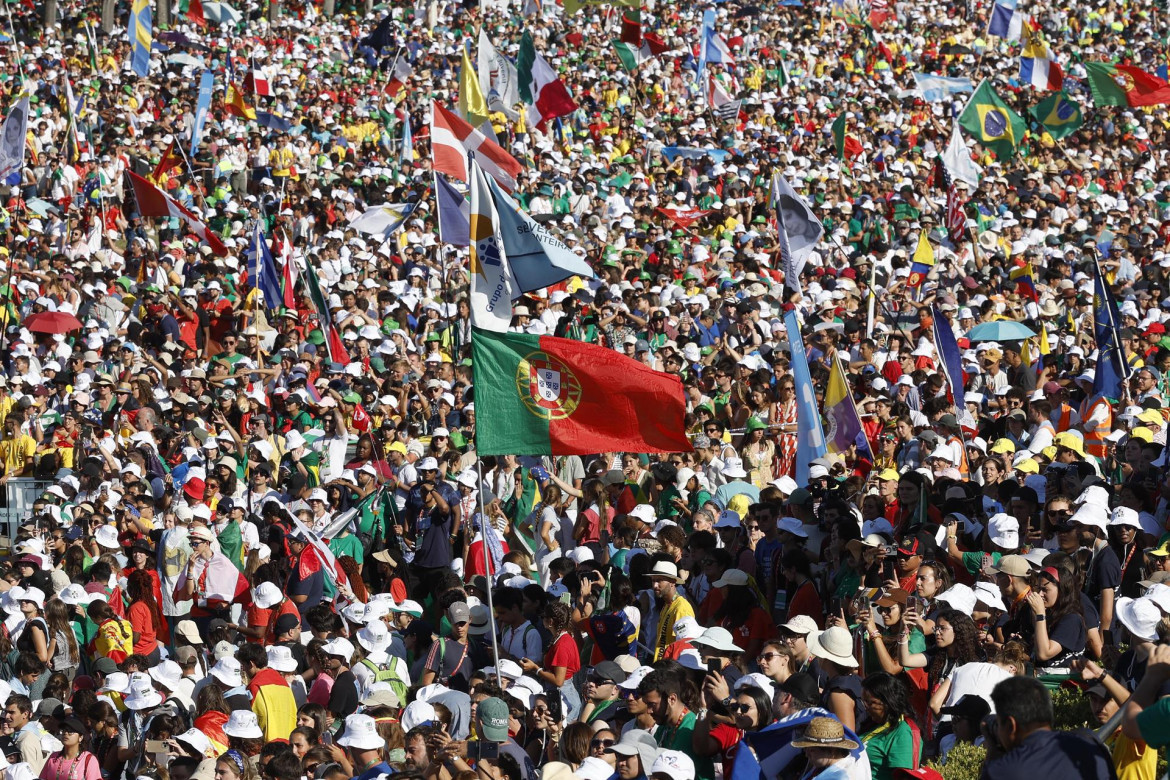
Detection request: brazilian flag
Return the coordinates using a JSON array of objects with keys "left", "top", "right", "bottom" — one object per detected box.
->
[
  {"left": 958, "top": 80, "right": 1027, "bottom": 160},
  {"left": 1030, "top": 91, "right": 1083, "bottom": 140}
]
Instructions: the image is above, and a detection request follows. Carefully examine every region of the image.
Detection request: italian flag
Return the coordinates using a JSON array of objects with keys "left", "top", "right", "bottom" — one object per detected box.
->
[
  {"left": 471, "top": 328, "right": 690, "bottom": 456},
  {"left": 516, "top": 32, "right": 578, "bottom": 128},
  {"left": 612, "top": 34, "right": 668, "bottom": 72}
]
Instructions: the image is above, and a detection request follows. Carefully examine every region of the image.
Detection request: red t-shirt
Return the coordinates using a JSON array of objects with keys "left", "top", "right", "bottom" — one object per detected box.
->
[
  {"left": 727, "top": 607, "right": 779, "bottom": 647},
  {"left": 127, "top": 601, "right": 157, "bottom": 655},
  {"left": 709, "top": 723, "right": 743, "bottom": 778},
  {"left": 544, "top": 632, "right": 581, "bottom": 677},
  {"left": 786, "top": 580, "right": 825, "bottom": 628}
]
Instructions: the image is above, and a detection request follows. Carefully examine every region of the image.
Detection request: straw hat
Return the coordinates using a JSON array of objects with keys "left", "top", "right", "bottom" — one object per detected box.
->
[{"left": 790, "top": 716, "right": 859, "bottom": 751}]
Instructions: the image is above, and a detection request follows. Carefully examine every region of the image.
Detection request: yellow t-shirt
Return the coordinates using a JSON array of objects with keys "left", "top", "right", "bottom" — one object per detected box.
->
[
  {"left": 1108, "top": 732, "right": 1158, "bottom": 780},
  {"left": 0, "top": 433, "right": 34, "bottom": 476},
  {"left": 653, "top": 594, "right": 695, "bottom": 661}
]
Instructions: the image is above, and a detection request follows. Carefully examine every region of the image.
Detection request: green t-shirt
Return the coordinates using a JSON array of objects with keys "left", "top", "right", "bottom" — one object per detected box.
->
[
  {"left": 654, "top": 710, "right": 714, "bottom": 780},
  {"left": 960, "top": 550, "right": 1003, "bottom": 577},
  {"left": 329, "top": 532, "right": 364, "bottom": 566},
  {"left": 1137, "top": 696, "right": 1170, "bottom": 748},
  {"left": 861, "top": 718, "right": 918, "bottom": 780},
  {"left": 863, "top": 629, "right": 925, "bottom": 674}
]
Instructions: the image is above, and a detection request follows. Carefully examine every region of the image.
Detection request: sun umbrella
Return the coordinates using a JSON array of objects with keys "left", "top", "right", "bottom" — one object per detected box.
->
[
  {"left": 965, "top": 320, "right": 1036, "bottom": 342},
  {"left": 167, "top": 53, "right": 205, "bottom": 68},
  {"left": 203, "top": 2, "right": 243, "bottom": 24},
  {"left": 23, "top": 311, "right": 83, "bottom": 334}
]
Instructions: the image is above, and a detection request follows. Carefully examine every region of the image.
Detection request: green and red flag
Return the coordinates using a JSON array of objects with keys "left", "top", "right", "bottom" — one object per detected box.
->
[
  {"left": 1084, "top": 62, "right": 1170, "bottom": 107},
  {"left": 831, "top": 113, "right": 863, "bottom": 160},
  {"left": 471, "top": 328, "right": 690, "bottom": 455}
]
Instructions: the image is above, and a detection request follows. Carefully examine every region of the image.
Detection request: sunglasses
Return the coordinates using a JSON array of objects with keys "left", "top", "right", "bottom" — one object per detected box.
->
[
  {"left": 729, "top": 703, "right": 752, "bottom": 713},
  {"left": 757, "top": 651, "right": 783, "bottom": 662},
  {"left": 591, "top": 739, "right": 616, "bottom": 749},
  {"left": 589, "top": 677, "right": 615, "bottom": 686}
]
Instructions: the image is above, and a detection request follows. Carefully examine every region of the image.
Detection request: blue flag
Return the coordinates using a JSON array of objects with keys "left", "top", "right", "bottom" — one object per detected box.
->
[
  {"left": 660, "top": 146, "right": 731, "bottom": 163},
  {"left": 129, "top": 0, "right": 152, "bottom": 77},
  {"left": 783, "top": 311, "right": 826, "bottom": 486},
  {"left": 257, "top": 111, "right": 291, "bottom": 132},
  {"left": 247, "top": 223, "right": 284, "bottom": 311},
  {"left": 190, "top": 70, "right": 213, "bottom": 158},
  {"left": 932, "top": 304, "right": 966, "bottom": 405},
  {"left": 729, "top": 708, "right": 869, "bottom": 780},
  {"left": 486, "top": 175, "right": 594, "bottom": 294},
  {"left": 698, "top": 9, "right": 716, "bottom": 74},
  {"left": 1093, "top": 259, "right": 1127, "bottom": 400},
  {"left": 435, "top": 174, "right": 470, "bottom": 247}
]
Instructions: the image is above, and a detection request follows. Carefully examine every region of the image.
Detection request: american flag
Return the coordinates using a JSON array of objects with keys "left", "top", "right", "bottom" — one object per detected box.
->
[{"left": 937, "top": 156, "right": 967, "bottom": 242}]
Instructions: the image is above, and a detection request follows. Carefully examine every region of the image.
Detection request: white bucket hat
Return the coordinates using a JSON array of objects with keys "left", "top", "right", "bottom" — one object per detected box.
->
[
  {"left": 266, "top": 645, "right": 298, "bottom": 673},
  {"left": 1116, "top": 596, "right": 1161, "bottom": 642},
  {"left": 808, "top": 626, "right": 858, "bottom": 668},
  {"left": 223, "top": 710, "right": 263, "bottom": 739},
  {"left": 210, "top": 657, "right": 243, "bottom": 688},
  {"left": 123, "top": 673, "right": 163, "bottom": 710},
  {"left": 336, "top": 713, "right": 385, "bottom": 750}
]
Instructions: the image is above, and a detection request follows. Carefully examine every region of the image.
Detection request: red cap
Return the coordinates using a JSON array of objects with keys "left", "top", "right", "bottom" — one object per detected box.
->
[
  {"left": 1149, "top": 323, "right": 1166, "bottom": 335},
  {"left": 1043, "top": 381, "right": 1062, "bottom": 394}
]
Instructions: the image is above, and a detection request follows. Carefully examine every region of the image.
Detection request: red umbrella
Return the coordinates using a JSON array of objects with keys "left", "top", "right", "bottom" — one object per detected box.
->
[{"left": 22, "top": 311, "right": 84, "bottom": 334}]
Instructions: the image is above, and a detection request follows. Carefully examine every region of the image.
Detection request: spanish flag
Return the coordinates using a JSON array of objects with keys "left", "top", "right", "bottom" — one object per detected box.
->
[{"left": 225, "top": 82, "right": 256, "bottom": 120}]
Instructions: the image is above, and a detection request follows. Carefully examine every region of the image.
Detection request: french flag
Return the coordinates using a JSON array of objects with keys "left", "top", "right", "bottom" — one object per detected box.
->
[
  {"left": 1020, "top": 55, "right": 1062, "bottom": 90},
  {"left": 704, "top": 28, "right": 735, "bottom": 65}
]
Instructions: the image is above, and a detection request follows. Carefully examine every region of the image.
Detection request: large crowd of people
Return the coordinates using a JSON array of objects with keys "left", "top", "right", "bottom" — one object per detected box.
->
[{"left": 0, "top": 0, "right": 1165, "bottom": 779}]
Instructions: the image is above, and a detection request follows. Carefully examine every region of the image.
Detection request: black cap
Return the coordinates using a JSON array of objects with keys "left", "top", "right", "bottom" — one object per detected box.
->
[
  {"left": 778, "top": 672, "right": 819, "bottom": 703},
  {"left": 0, "top": 737, "right": 18, "bottom": 757},
  {"left": 590, "top": 661, "right": 628, "bottom": 685},
  {"left": 940, "top": 694, "right": 991, "bottom": 721},
  {"left": 60, "top": 717, "right": 87, "bottom": 735},
  {"left": 274, "top": 613, "right": 301, "bottom": 637}
]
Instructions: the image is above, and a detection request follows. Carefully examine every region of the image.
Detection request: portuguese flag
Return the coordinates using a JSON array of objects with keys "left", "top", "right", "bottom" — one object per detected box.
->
[
  {"left": 1084, "top": 62, "right": 1170, "bottom": 108},
  {"left": 471, "top": 328, "right": 691, "bottom": 456}
]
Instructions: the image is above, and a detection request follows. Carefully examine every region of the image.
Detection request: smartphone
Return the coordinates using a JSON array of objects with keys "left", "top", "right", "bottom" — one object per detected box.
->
[
  {"left": 145, "top": 740, "right": 168, "bottom": 754},
  {"left": 472, "top": 742, "right": 500, "bottom": 760},
  {"left": 322, "top": 731, "right": 332, "bottom": 746},
  {"left": 707, "top": 659, "right": 721, "bottom": 676}
]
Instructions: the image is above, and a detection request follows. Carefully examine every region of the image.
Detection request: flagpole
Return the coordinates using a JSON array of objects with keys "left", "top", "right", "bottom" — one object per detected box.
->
[{"left": 473, "top": 450, "right": 504, "bottom": 688}]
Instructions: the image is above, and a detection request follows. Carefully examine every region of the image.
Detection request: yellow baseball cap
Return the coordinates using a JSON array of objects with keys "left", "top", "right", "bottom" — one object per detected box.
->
[
  {"left": 990, "top": 438, "right": 1016, "bottom": 455},
  {"left": 1131, "top": 427, "right": 1154, "bottom": 443},
  {"left": 877, "top": 468, "right": 900, "bottom": 482}
]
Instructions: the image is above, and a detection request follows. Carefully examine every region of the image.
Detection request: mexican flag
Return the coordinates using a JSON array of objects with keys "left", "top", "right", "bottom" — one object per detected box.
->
[
  {"left": 471, "top": 328, "right": 691, "bottom": 456},
  {"left": 1084, "top": 62, "right": 1170, "bottom": 107},
  {"left": 517, "top": 32, "right": 578, "bottom": 128},
  {"left": 612, "top": 34, "right": 669, "bottom": 72}
]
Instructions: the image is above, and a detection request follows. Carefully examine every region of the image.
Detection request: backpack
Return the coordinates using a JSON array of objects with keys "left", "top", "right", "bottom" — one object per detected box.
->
[{"left": 359, "top": 657, "right": 409, "bottom": 706}]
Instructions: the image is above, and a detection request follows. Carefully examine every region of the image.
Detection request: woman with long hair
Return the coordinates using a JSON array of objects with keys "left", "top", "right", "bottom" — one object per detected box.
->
[
  {"left": 573, "top": 478, "right": 612, "bottom": 558},
  {"left": 519, "top": 601, "right": 581, "bottom": 720},
  {"left": 17, "top": 588, "right": 51, "bottom": 665},
  {"left": 773, "top": 378, "right": 799, "bottom": 478},
  {"left": 40, "top": 717, "right": 102, "bottom": 780},
  {"left": 1026, "top": 563, "right": 1087, "bottom": 671},
  {"left": 126, "top": 569, "right": 164, "bottom": 664},
  {"left": 899, "top": 610, "right": 982, "bottom": 730},
  {"left": 740, "top": 416, "right": 775, "bottom": 487},
  {"left": 532, "top": 483, "right": 567, "bottom": 582},
  {"left": 45, "top": 599, "right": 79, "bottom": 683},
  {"left": 911, "top": 559, "right": 953, "bottom": 635},
  {"left": 122, "top": 539, "right": 167, "bottom": 641},
  {"left": 695, "top": 684, "right": 775, "bottom": 777},
  {"left": 195, "top": 682, "right": 232, "bottom": 755},
  {"left": 859, "top": 672, "right": 920, "bottom": 779}
]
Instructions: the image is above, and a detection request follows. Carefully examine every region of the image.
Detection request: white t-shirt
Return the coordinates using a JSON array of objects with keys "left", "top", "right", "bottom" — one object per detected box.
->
[{"left": 943, "top": 662, "right": 1013, "bottom": 714}]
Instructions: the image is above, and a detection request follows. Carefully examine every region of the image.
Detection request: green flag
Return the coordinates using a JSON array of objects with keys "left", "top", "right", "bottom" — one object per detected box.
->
[
  {"left": 958, "top": 80, "right": 1027, "bottom": 160},
  {"left": 1030, "top": 91, "right": 1083, "bottom": 140}
]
